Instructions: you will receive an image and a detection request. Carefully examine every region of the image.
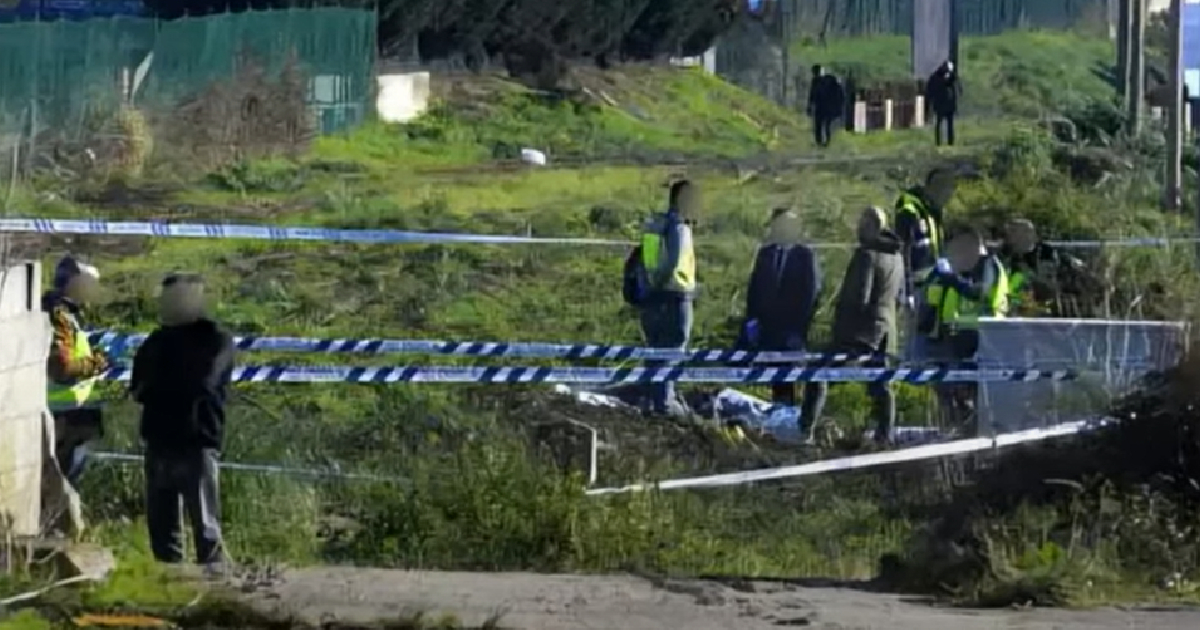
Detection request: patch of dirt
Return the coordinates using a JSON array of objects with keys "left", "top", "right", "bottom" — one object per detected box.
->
[{"left": 245, "top": 568, "right": 1200, "bottom": 630}]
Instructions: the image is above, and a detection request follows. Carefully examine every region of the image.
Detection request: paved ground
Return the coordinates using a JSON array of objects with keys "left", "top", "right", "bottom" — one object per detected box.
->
[{"left": 249, "top": 568, "right": 1200, "bottom": 629}]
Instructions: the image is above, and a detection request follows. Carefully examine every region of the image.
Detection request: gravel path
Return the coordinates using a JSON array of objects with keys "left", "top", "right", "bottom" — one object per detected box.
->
[{"left": 250, "top": 568, "right": 1200, "bottom": 629}]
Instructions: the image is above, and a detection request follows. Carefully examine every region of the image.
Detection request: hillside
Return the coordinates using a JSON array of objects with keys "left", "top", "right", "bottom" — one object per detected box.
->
[{"left": 4, "top": 29, "right": 1200, "bottom": 629}]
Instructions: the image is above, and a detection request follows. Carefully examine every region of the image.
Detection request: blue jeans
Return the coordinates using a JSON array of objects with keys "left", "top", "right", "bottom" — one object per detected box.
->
[{"left": 638, "top": 294, "right": 693, "bottom": 413}]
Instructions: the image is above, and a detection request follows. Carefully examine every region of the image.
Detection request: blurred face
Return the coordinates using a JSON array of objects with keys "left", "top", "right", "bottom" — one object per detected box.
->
[
  {"left": 159, "top": 278, "right": 205, "bottom": 325},
  {"left": 947, "top": 235, "right": 982, "bottom": 271},
  {"left": 856, "top": 207, "right": 884, "bottom": 242},
  {"left": 1005, "top": 221, "right": 1037, "bottom": 254},
  {"left": 924, "top": 172, "right": 956, "bottom": 209},
  {"left": 64, "top": 273, "right": 100, "bottom": 304}
]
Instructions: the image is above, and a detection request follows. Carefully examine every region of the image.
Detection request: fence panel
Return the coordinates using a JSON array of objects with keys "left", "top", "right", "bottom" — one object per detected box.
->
[{"left": 975, "top": 317, "right": 1188, "bottom": 435}]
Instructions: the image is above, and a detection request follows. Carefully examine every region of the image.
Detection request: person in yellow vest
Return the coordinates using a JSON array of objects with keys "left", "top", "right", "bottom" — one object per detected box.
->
[
  {"left": 627, "top": 179, "right": 698, "bottom": 416},
  {"left": 41, "top": 256, "right": 110, "bottom": 487},
  {"left": 918, "top": 229, "right": 1009, "bottom": 432},
  {"left": 895, "top": 167, "right": 955, "bottom": 360}
]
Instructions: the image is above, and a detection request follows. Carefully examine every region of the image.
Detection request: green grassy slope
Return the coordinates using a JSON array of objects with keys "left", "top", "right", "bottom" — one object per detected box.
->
[{"left": 5, "top": 30, "right": 1200, "bottom": 620}]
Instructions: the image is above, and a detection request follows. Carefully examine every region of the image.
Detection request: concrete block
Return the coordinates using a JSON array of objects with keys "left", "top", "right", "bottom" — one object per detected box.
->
[{"left": 376, "top": 71, "right": 431, "bottom": 123}]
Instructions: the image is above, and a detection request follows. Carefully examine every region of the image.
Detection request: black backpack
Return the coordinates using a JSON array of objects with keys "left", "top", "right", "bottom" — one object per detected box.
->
[{"left": 622, "top": 245, "right": 647, "bottom": 306}]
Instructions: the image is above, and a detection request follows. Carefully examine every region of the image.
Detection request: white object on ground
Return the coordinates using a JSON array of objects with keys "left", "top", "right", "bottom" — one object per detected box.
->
[{"left": 520, "top": 148, "right": 547, "bottom": 166}]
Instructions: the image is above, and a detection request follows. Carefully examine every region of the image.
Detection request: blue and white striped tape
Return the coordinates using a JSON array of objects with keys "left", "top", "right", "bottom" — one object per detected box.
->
[
  {"left": 90, "top": 331, "right": 879, "bottom": 363},
  {"left": 0, "top": 218, "right": 628, "bottom": 246},
  {"left": 99, "top": 365, "right": 1077, "bottom": 383},
  {"left": 2, "top": 217, "right": 1193, "bottom": 249}
]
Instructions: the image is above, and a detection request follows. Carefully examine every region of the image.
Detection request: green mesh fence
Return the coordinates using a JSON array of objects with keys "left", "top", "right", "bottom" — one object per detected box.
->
[
  {"left": 0, "top": 7, "right": 375, "bottom": 141},
  {"left": 789, "top": 0, "right": 1109, "bottom": 37}
]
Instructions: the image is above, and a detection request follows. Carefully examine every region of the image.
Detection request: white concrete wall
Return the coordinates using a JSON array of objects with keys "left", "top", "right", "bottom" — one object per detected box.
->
[
  {"left": 375, "top": 71, "right": 431, "bottom": 123},
  {"left": 0, "top": 261, "right": 48, "bottom": 537}
]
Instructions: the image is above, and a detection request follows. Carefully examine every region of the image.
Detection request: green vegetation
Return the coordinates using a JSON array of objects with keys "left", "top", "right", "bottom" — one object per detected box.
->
[
  {"left": 4, "top": 29, "right": 1200, "bottom": 628},
  {"left": 798, "top": 30, "right": 1121, "bottom": 117}
]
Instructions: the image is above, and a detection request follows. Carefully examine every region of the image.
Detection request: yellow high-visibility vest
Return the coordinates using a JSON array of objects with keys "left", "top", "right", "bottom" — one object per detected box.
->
[
  {"left": 896, "top": 191, "right": 943, "bottom": 281},
  {"left": 640, "top": 214, "right": 695, "bottom": 293},
  {"left": 47, "top": 311, "right": 99, "bottom": 411},
  {"left": 924, "top": 258, "right": 1009, "bottom": 338}
]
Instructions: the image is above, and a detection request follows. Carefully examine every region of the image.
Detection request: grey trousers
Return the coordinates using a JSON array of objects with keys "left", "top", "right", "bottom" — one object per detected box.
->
[{"left": 144, "top": 447, "right": 224, "bottom": 564}]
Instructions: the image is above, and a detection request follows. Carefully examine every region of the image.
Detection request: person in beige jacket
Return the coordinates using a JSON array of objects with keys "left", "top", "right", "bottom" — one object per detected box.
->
[{"left": 801, "top": 207, "right": 904, "bottom": 444}]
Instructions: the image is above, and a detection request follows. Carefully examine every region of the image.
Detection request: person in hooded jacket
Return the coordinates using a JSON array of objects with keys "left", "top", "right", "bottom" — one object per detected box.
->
[
  {"left": 800, "top": 207, "right": 904, "bottom": 444},
  {"left": 741, "top": 209, "right": 820, "bottom": 408},
  {"left": 130, "top": 273, "right": 234, "bottom": 566},
  {"left": 925, "top": 60, "right": 961, "bottom": 146}
]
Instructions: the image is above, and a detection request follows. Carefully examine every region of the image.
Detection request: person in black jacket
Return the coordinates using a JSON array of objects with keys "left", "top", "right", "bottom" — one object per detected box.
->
[
  {"left": 130, "top": 273, "right": 235, "bottom": 566},
  {"left": 741, "top": 210, "right": 820, "bottom": 408},
  {"left": 807, "top": 65, "right": 846, "bottom": 147},
  {"left": 925, "top": 60, "right": 961, "bottom": 146}
]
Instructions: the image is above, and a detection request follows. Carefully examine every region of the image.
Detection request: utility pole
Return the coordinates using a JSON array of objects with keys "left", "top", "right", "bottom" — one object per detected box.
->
[
  {"left": 1118, "top": 0, "right": 1130, "bottom": 101},
  {"left": 1167, "top": 0, "right": 1183, "bottom": 211},
  {"left": 1129, "top": 0, "right": 1145, "bottom": 134}
]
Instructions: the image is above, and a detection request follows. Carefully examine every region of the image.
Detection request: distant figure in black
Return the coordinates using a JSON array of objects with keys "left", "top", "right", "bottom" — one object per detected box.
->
[
  {"left": 807, "top": 65, "right": 845, "bottom": 148},
  {"left": 925, "top": 60, "right": 961, "bottom": 146}
]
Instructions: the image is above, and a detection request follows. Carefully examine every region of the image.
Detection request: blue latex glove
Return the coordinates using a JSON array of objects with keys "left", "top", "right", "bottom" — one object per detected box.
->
[
  {"left": 744, "top": 319, "right": 759, "bottom": 346},
  {"left": 933, "top": 258, "right": 953, "bottom": 276}
]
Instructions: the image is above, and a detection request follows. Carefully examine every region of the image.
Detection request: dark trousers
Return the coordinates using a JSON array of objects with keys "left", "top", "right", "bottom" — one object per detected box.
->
[
  {"left": 638, "top": 294, "right": 693, "bottom": 414},
  {"left": 799, "top": 342, "right": 896, "bottom": 442},
  {"left": 934, "top": 113, "right": 955, "bottom": 145},
  {"left": 144, "top": 447, "right": 224, "bottom": 564},
  {"left": 53, "top": 408, "right": 103, "bottom": 486},
  {"left": 812, "top": 114, "right": 835, "bottom": 147}
]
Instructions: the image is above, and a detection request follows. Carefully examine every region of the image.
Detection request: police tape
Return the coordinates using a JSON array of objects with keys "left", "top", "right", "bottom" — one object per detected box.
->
[
  {"left": 584, "top": 418, "right": 1113, "bottom": 494},
  {"left": 98, "top": 364, "right": 1078, "bottom": 382},
  {"left": 89, "top": 331, "right": 881, "bottom": 363},
  {"left": 90, "top": 418, "right": 1113, "bottom": 491},
  {"left": 1, "top": 217, "right": 1192, "bottom": 249},
  {"left": 0, "top": 218, "right": 629, "bottom": 246}
]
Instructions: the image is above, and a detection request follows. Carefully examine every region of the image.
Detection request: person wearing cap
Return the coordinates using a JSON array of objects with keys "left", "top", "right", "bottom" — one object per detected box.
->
[
  {"left": 895, "top": 167, "right": 954, "bottom": 359},
  {"left": 130, "top": 273, "right": 235, "bottom": 566},
  {"left": 999, "top": 218, "right": 1093, "bottom": 317},
  {"left": 919, "top": 229, "right": 1009, "bottom": 431},
  {"left": 42, "top": 256, "right": 110, "bottom": 487},
  {"left": 925, "top": 60, "right": 961, "bottom": 146},
  {"left": 741, "top": 209, "right": 820, "bottom": 410},
  {"left": 801, "top": 207, "right": 903, "bottom": 444}
]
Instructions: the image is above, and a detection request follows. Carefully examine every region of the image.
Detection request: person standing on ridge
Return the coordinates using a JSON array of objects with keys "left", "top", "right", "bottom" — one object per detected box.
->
[
  {"left": 741, "top": 209, "right": 820, "bottom": 414},
  {"left": 925, "top": 60, "right": 961, "bottom": 146},
  {"left": 624, "top": 179, "right": 697, "bottom": 416},
  {"left": 895, "top": 167, "right": 955, "bottom": 360},
  {"left": 807, "top": 64, "right": 846, "bottom": 148},
  {"left": 42, "top": 256, "right": 110, "bottom": 490},
  {"left": 130, "top": 273, "right": 235, "bottom": 568},
  {"left": 801, "top": 207, "right": 903, "bottom": 445}
]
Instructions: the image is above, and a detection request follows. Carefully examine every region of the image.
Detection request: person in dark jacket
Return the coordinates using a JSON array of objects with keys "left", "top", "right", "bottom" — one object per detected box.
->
[
  {"left": 742, "top": 210, "right": 820, "bottom": 408},
  {"left": 807, "top": 65, "right": 846, "bottom": 148},
  {"left": 130, "top": 273, "right": 235, "bottom": 566},
  {"left": 998, "top": 218, "right": 1096, "bottom": 317},
  {"left": 925, "top": 60, "right": 961, "bottom": 146},
  {"left": 801, "top": 207, "right": 904, "bottom": 444}
]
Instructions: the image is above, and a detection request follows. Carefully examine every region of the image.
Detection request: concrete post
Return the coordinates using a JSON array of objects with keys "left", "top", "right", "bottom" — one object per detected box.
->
[{"left": 0, "top": 261, "right": 49, "bottom": 536}]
